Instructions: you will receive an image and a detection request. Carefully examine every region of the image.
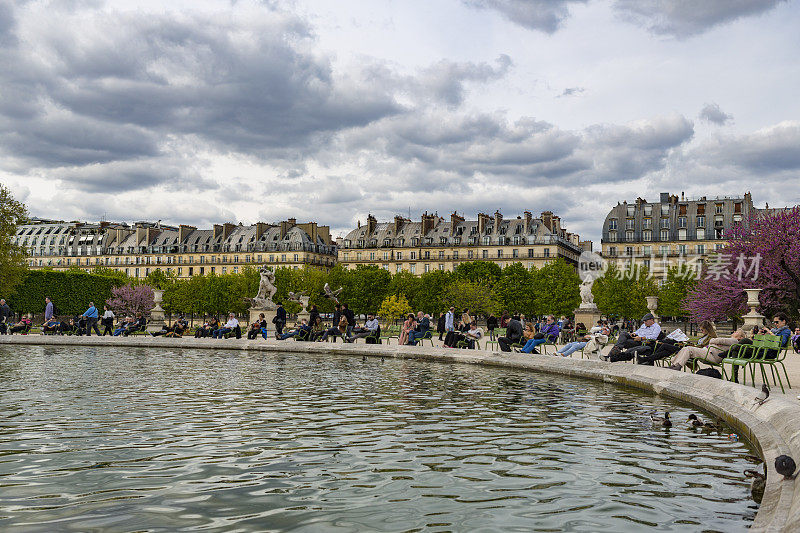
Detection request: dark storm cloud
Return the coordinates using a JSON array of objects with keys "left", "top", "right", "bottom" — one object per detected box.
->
[
  {"left": 339, "top": 112, "right": 694, "bottom": 191},
  {"left": 0, "top": 3, "right": 403, "bottom": 188},
  {"left": 614, "top": 0, "right": 787, "bottom": 38},
  {"left": 699, "top": 103, "right": 733, "bottom": 125},
  {"left": 414, "top": 55, "right": 513, "bottom": 106},
  {"left": 463, "top": 0, "right": 588, "bottom": 33},
  {"left": 692, "top": 121, "right": 800, "bottom": 172},
  {"left": 55, "top": 159, "right": 220, "bottom": 193}
]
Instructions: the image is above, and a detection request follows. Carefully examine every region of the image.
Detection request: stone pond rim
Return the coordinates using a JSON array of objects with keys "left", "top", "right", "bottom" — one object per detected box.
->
[{"left": 2, "top": 335, "right": 799, "bottom": 532}]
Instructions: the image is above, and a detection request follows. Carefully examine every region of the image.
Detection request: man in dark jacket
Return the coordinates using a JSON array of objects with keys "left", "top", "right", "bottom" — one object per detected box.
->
[
  {"left": 273, "top": 302, "right": 287, "bottom": 335},
  {"left": 342, "top": 303, "right": 355, "bottom": 337},
  {"left": 499, "top": 316, "right": 523, "bottom": 352}
]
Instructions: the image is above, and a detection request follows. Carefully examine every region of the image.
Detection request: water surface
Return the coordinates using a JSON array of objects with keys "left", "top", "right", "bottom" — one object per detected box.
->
[{"left": 0, "top": 346, "right": 758, "bottom": 531}]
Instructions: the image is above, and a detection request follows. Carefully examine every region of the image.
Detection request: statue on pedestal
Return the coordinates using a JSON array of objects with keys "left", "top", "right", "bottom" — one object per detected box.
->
[
  {"left": 579, "top": 279, "right": 597, "bottom": 309},
  {"left": 251, "top": 266, "right": 277, "bottom": 310}
]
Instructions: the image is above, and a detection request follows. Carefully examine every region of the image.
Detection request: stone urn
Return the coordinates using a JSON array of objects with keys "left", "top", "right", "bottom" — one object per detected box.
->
[
  {"left": 147, "top": 288, "right": 166, "bottom": 333},
  {"left": 645, "top": 296, "right": 659, "bottom": 320},
  {"left": 742, "top": 288, "right": 765, "bottom": 327}
]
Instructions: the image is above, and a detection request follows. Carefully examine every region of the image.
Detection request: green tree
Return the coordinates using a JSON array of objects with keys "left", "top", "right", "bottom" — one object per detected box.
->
[
  {"left": 495, "top": 262, "right": 535, "bottom": 315},
  {"left": 658, "top": 266, "right": 698, "bottom": 318},
  {"left": 453, "top": 261, "right": 502, "bottom": 287},
  {"left": 532, "top": 258, "right": 581, "bottom": 317},
  {"left": 0, "top": 185, "right": 29, "bottom": 296},
  {"left": 414, "top": 269, "right": 453, "bottom": 313},
  {"left": 441, "top": 279, "right": 499, "bottom": 317},
  {"left": 347, "top": 265, "right": 392, "bottom": 314},
  {"left": 378, "top": 294, "right": 413, "bottom": 323},
  {"left": 592, "top": 263, "right": 657, "bottom": 319},
  {"left": 144, "top": 268, "right": 176, "bottom": 289},
  {"left": 388, "top": 270, "right": 420, "bottom": 303}
]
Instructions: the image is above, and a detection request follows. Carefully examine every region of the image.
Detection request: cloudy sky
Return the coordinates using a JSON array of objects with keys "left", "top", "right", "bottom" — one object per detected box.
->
[{"left": 1, "top": 0, "right": 798, "bottom": 243}]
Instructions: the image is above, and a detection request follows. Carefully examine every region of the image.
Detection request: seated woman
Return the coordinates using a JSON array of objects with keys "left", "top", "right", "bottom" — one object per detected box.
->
[
  {"left": 519, "top": 315, "right": 560, "bottom": 354},
  {"left": 793, "top": 327, "right": 800, "bottom": 352},
  {"left": 639, "top": 321, "right": 716, "bottom": 366},
  {"left": 398, "top": 313, "right": 415, "bottom": 346},
  {"left": 669, "top": 324, "right": 743, "bottom": 371},
  {"left": 247, "top": 316, "right": 265, "bottom": 340},
  {"left": 113, "top": 316, "right": 135, "bottom": 336}
]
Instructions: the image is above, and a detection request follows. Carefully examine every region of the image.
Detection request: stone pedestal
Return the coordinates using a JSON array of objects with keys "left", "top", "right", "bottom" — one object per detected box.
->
[
  {"left": 742, "top": 288, "right": 765, "bottom": 328},
  {"left": 146, "top": 288, "right": 166, "bottom": 333},
  {"left": 574, "top": 305, "right": 603, "bottom": 330},
  {"left": 249, "top": 308, "right": 278, "bottom": 328}
]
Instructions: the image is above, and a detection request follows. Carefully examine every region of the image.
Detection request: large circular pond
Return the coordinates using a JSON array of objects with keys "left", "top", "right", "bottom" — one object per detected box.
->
[{"left": 0, "top": 346, "right": 759, "bottom": 531}]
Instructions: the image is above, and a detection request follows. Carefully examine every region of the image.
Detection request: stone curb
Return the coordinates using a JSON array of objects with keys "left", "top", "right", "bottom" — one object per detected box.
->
[{"left": 2, "top": 336, "right": 798, "bottom": 531}]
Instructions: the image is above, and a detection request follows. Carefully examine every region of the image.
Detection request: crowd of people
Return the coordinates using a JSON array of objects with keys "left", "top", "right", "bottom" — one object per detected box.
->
[{"left": 1, "top": 296, "right": 795, "bottom": 382}]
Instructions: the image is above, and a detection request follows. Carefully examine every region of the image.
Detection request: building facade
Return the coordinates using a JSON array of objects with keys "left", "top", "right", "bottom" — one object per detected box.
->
[
  {"left": 15, "top": 218, "right": 337, "bottom": 278},
  {"left": 337, "top": 211, "right": 588, "bottom": 274},
  {"left": 600, "top": 192, "right": 754, "bottom": 278}
]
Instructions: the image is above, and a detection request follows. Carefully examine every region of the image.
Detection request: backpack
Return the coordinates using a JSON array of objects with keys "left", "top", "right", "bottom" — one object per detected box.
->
[{"left": 696, "top": 367, "right": 722, "bottom": 379}]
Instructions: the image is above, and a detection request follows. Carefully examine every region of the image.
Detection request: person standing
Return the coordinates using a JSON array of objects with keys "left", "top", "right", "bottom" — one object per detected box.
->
[
  {"left": 342, "top": 303, "right": 355, "bottom": 337},
  {"left": 0, "top": 299, "right": 12, "bottom": 334},
  {"left": 486, "top": 314, "right": 498, "bottom": 340},
  {"left": 101, "top": 305, "right": 115, "bottom": 336},
  {"left": 44, "top": 297, "right": 54, "bottom": 322},
  {"left": 437, "top": 310, "right": 447, "bottom": 341},
  {"left": 82, "top": 301, "right": 101, "bottom": 336},
  {"left": 273, "top": 302, "right": 287, "bottom": 335}
]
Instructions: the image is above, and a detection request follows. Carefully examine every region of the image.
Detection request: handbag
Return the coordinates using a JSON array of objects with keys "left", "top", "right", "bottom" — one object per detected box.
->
[{"left": 533, "top": 333, "right": 544, "bottom": 340}]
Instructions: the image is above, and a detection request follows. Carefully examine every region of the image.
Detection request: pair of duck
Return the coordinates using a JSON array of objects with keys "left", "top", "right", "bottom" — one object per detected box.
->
[{"left": 649, "top": 411, "right": 717, "bottom": 429}]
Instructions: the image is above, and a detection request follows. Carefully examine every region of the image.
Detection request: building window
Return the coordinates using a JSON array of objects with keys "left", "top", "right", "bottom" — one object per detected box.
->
[
  {"left": 356, "top": 252, "right": 362, "bottom": 260},
  {"left": 642, "top": 218, "right": 652, "bottom": 229},
  {"left": 482, "top": 250, "right": 488, "bottom": 259},
  {"left": 497, "top": 249, "right": 502, "bottom": 258},
  {"left": 343, "top": 253, "right": 349, "bottom": 261},
  {"left": 370, "top": 252, "right": 375, "bottom": 260},
  {"left": 512, "top": 249, "right": 518, "bottom": 258},
  {"left": 382, "top": 264, "right": 389, "bottom": 270},
  {"left": 643, "top": 205, "right": 652, "bottom": 216},
  {"left": 626, "top": 231, "right": 634, "bottom": 242},
  {"left": 643, "top": 230, "right": 652, "bottom": 242},
  {"left": 678, "top": 229, "right": 687, "bottom": 241},
  {"left": 660, "top": 218, "right": 669, "bottom": 229},
  {"left": 733, "top": 214, "right": 742, "bottom": 223},
  {"left": 678, "top": 217, "right": 687, "bottom": 228},
  {"left": 696, "top": 244, "right": 705, "bottom": 254},
  {"left": 438, "top": 264, "right": 444, "bottom": 271},
  {"left": 609, "top": 219, "right": 618, "bottom": 230},
  {"left": 608, "top": 247, "right": 617, "bottom": 256},
  {"left": 410, "top": 252, "right": 416, "bottom": 259},
  {"left": 626, "top": 219, "right": 635, "bottom": 230},
  {"left": 659, "top": 245, "right": 669, "bottom": 256},
  {"left": 281, "top": 254, "right": 287, "bottom": 262},
  {"left": 642, "top": 246, "right": 651, "bottom": 256},
  {"left": 383, "top": 251, "right": 389, "bottom": 260},
  {"left": 626, "top": 205, "right": 635, "bottom": 217},
  {"left": 543, "top": 248, "right": 550, "bottom": 257},
  {"left": 396, "top": 251, "right": 402, "bottom": 260},
  {"left": 608, "top": 231, "right": 617, "bottom": 242},
  {"left": 734, "top": 202, "right": 742, "bottom": 214},
  {"left": 696, "top": 216, "right": 705, "bottom": 227},
  {"left": 661, "top": 204, "right": 670, "bottom": 215},
  {"left": 409, "top": 264, "right": 415, "bottom": 274},
  {"left": 716, "top": 243, "right": 724, "bottom": 251},
  {"left": 424, "top": 251, "right": 430, "bottom": 259},
  {"left": 453, "top": 250, "right": 458, "bottom": 259},
  {"left": 294, "top": 254, "right": 299, "bottom": 262},
  {"left": 678, "top": 245, "right": 687, "bottom": 255},
  {"left": 625, "top": 246, "right": 634, "bottom": 256},
  {"left": 396, "top": 265, "right": 402, "bottom": 273},
  {"left": 696, "top": 229, "right": 705, "bottom": 240},
  {"left": 660, "top": 229, "right": 669, "bottom": 241},
  {"left": 715, "top": 203, "right": 724, "bottom": 214},
  {"left": 483, "top": 236, "right": 491, "bottom": 245}
]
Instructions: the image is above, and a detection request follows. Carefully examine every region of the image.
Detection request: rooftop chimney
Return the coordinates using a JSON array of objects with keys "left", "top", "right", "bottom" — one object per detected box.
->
[{"left": 493, "top": 210, "right": 503, "bottom": 234}]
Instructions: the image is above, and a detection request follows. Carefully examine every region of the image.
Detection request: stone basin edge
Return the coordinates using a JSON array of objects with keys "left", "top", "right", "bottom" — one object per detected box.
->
[{"left": 2, "top": 335, "right": 798, "bottom": 532}]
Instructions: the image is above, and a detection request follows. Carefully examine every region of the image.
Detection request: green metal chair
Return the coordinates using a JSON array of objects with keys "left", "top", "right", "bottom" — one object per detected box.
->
[
  {"left": 720, "top": 335, "right": 773, "bottom": 387},
  {"left": 754, "top": 340, "right": 791, "bottom": 393}
]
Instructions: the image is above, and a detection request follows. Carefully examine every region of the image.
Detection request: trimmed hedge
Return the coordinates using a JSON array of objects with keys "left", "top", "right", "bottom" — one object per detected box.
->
[{"left": 8, "top": 270, "right": 125, "bottom": 317}]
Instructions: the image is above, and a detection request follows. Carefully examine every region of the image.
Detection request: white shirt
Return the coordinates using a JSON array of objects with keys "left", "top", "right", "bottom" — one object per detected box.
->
[
  {"left": 445, "top": 311, "right": 454, "bottom": 331},
  {"left": 634, "top": 322, "right": 661, "bottom": 340},
  {"left": 467, "top": 327, "right": 483, "bottom": 339},
  {"left": 103, "top": 310, "right": 115, "bottom": 320},
  {"left": 224, "top": 318, "right": 239, "bottom": 329},
  {"left": 365, "top": 318, "right": 379, "bottom": 331}
]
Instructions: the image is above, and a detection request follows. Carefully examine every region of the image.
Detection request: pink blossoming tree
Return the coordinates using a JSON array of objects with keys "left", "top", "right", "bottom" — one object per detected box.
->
[
  {"left": 684, "top": 207, "right": 800, "bottom": 323},
  {"left": 106, "top": 284, "right": 155, "bottom": 317}
]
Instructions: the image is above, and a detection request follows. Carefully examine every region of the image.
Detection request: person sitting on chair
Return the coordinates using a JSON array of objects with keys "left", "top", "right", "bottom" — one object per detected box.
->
[
  {"left": 606, "top": 313, "right": 661, "bottom": 362},
  {"left": 464, "top": 321, "right": 483, "bottom": 349},
  {"left": 407, "top": 312, "right": 431, "bottom": 345},
  {"left": 346, "top": 314, "right": 379, "bottom": 343},
  {"left": 518, "top": 315, "right": 560, "bottom": 354},
  {"left": 212, "top": 313, "right": 240, "bottom": 339},
  {"left": 277, "top": 318, "right": 311, "bottom": 340},
  {"left": 498, "top": 314, "right": 523, "bottom": 352}
]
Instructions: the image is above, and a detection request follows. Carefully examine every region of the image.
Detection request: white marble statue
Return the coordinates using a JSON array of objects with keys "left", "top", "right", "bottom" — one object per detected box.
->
[
  {"left": 252, "top": 266, "right": 277, "bottom": 309},
  {"left": 579, "top": 279, "right": 597, "bottom": 308}
]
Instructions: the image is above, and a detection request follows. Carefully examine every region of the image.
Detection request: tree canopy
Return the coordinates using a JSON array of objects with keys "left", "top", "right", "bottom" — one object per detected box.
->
[{"left": 0, "top": 185, "right": 29, "bottom": 297}]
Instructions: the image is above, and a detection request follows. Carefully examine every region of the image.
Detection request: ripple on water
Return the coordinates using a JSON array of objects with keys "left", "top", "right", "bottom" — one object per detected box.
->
[{"left": 0, "top": 346, "right": 757, "bottom": 532}]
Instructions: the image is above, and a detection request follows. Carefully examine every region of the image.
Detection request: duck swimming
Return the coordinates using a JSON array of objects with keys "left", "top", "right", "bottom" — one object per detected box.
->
[
  {"left": 687, "top": 414, "right": 718, "bottom": 429},
  {"left": 650, "top": 411, "right": 672, "bottom": 427},
  {"left": 744, "top": 469, "right": 766, "bottom": 504}
]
